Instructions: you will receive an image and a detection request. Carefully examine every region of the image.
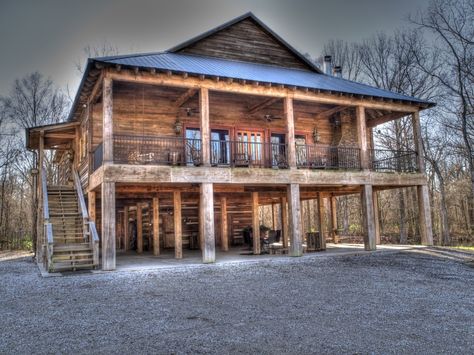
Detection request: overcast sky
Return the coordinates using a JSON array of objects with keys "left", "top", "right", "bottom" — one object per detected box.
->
[{"left": 0, "top": 0, "right": 432, "bottom": 97}]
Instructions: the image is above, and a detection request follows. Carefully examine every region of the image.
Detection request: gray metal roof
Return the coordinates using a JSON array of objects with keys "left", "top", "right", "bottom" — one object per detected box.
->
[{"left": 95, "top": 52, "right": 432, "bottom": 106}]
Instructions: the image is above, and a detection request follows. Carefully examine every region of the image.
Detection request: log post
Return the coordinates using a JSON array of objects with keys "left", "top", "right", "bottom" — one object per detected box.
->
[
  {"left": 272, "top": 203, "right": 278, "bottom": 230},
  {"left": 330, "top": 196, "right": 338, "bottom": 243},
  {"left": 411, "top": 111, "right": 425, "bottom": 172},
  {"left": 361, "top": 185, "right": 376, "bottom": 251},
  {"left": 136, "top": 203, "right": 143, "bottom": 254},
  {"left": 123, "top": 205, "right": 129, "bottom": 251},
  {"left": 101, "top": 181, "right": 116, "bottom": 270},
  {"left": 200, "top": 183, "right": 215, "bottom": 263},
  {"left": 418, "top": 185, "right": 434, "bottom": 245},
  {"left": 287, "top": 184, "right": 303, "bottom": 256},
  {"left": 220, "top": 196, "right": 228, "bottom": 252},
  {"left": 251, "top": 192, "right": 261, "bottom": 255},
  {"left": 356, "top": 106, "right": 369, "bottom": 170},
  {"left": 199, "top": 88, "right": 210, "bottom": 166},
  {"left": 102, "top": 76, "right": 113, "bottom": 164},
  {"left": 373, "top": 191, "right": 381, "bottom": 245},
  {"left": 88, "top": 191, "right": 96, "bottom": 223},
  {"left": 284, "top": 97, "right": 297, "bottom": 168},
  {"left": 174, "top": 191, "right": 182, "bottom": 259},
  {"left": 281, "top": 196, "right": 289, "bottom": 248},
  {"left": 316, "top": 193, "right": 326, "bottom": 250},
  {"left": 36, "top": 131, "right": 44, "bottom": 259},
  {"left": 153, "top": 196, "right": 160, "bottom": 256}
]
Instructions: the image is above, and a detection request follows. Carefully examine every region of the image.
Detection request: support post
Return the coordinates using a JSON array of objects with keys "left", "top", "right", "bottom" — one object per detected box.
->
[
  {"left": 174, "top": 191, "right": 182, "bottom": 259},
  {"left": 361, "top": 185, "right": 376, "bottom": 251},
  {"left": 123, "top": 205, "right": 129, "bottom": 251},
  {"left": 411, "top": 111, "right": 425, "bottom": 172},
  {"left": 251, "top": 192, "right": 261, "bottom": 255},
  {"left": 199, "top": 87, "right": 210, "bottom": 166},
  {"left": 36, "top": 131, "right": 44, "bottom": 259},
  {"left": 316, "top": 193, "right": 326, "bottom": 250},
  {"left": 200, "top": 183, "right": 215, "bottom": 263},
  {"left": 284, "top": 97, "right": 297, "bottom": 168},
  {"left": 330, "top": 196, "right": 338, "bottom": 243},
  {"left": 287, "top": 184, "right": 303, "bottom": 256},
  {"left": 101, "top": 182, "right": 116, "bottom": 270},
  {"left": 220, "top": 196, "right": 228, "bottom": 251},
  {"left": 281, "top": 196, "right": 289, "bottom": 248},
  {"left": 272, "top": 203, "right": 278, "bottom": 230},
  {"left": 356, "top": 106, "right": 369, "bottom": 170},
  {"left": 88, "top": 191, "right": 96, "bottom": 223},
  {"left": 136, "top": 203, "right": 143, "bottom": 254},
  {"left": 153, "top": 196, "right": 160, "bottom": 256},
  {"left": 418, "top": 185, "right": 434, "bottom": 245},
  {"left": 373, "top": 191, "right": 381, "bottom": 245},
  {"left": 102, "top": 76, "right": 113, "bottom": 164}
]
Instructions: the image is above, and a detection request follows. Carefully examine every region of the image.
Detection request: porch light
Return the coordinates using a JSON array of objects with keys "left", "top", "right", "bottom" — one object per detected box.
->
[
  {"left": 312, "top": 126, "right": 320, "bottom": 143},
  {"left": 174, "top": 118, "right": 183, "bottom": 135}
]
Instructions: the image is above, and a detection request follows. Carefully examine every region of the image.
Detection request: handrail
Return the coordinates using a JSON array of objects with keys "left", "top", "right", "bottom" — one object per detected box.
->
[
  {"left": 45, "top": 222, "right": 53, "bottom": 272},
  {"left": 42, "top": 168, "right": 49, "bottom": 220},
  {"left": 89, "top": 221, "right": 100, "bottom": 267},
  {"left": 73, "top": 169, "right": 89, "bottom": 219}
]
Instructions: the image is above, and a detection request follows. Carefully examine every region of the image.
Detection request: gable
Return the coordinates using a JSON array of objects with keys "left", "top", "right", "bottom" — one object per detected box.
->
[{"left": 173, "top": 17, "right": 315, "bottom": 71}]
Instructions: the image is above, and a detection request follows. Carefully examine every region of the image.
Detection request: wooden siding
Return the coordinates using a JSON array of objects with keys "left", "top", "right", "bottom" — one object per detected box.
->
[{"left": 177, "top": 18, "right": 313, "bottom": 71}]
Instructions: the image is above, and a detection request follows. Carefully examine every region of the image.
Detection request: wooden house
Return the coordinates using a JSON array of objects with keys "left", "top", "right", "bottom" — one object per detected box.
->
[{"left": 26, "top": 13, "right": 434, "bottom": 272}]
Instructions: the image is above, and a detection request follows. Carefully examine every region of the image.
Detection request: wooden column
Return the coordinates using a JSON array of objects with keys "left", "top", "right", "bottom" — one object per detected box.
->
[
  {"left": 36, "top": 131, "right": 45, "bottom": 259},
  {"left": 123, "top": 206, "right": 129, "bottom": 251},
  {"left": 373, "top": 191, "right": 381, "bottom": 245},
  {"left": 361, "top": 185, "right": 376, "bottom": 251},
  {"left": 281, "top": 196, "right": 289, "bottom": 248},
  {"left": 102, "top": 76, "right": 113, "bottom": 164},
  {"left": 316, "top": 193, "right": 326, "bottom": 250},
  {"left": 199, "top": 87, "right": 210, "bottom": 166},
  {"left": 174, "top": 191, "right": 182, "bottom": 259},
  {"left": 136, "top": 203, "right": 143, "bottom": 254},
  {"left": 200, "top": 183, "right": 215, "bottom": 262},
  {"left": 356, "top": 106, "right": 369, "bottom": 170},
  {"left": 287, "top": 184, "right": 303, "bottom": 256},
  {"left": 411, "top": 111, "right": 425, "bottom": 172},
  {"left": 330, "top": 196, "right": 338, "bottom": 243},
  {"left": 284, "top": 97, "right": 297, "bottom": 168},
  {"left": 327, "top": 198, "right": 334, "bottom": 244},
  {"left": 251, "top": 192, "right": 261, "bottom": 255},
  {"left": 152, "top": 196, "right": 160, "bottom": 256},
  {"left": 272, "top": 203, "right": 278, "bottom": 230},
  {"left": 101, "top": 182, "right": 116, "bottom": 270},
  {"left": 88, "top": 191, "right": 96, "bottom": 223},
  {"left": 220, "top": 196, "right": 228, "bottom": 252},
  {"left": 418, "top": 185, "right": 434, "bottom": 245}
]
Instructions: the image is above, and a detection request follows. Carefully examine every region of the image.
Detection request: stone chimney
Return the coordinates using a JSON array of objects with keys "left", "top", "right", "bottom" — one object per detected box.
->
[{"left": 323, "top": 56, "right": 332, "bottom": 75}]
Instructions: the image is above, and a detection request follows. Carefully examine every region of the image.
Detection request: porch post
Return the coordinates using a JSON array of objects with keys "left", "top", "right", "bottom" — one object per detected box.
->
[
  {"left": 361, "top": 185, "right": 376, "bottom": 251},
  {"left": 153, "top": 196, "right": 160, "bottom": 256},
  {"left": 356, "top": 106, "right": 369, "bottom": 170},
  {"left": 36, "top": 131, "right": 44, "bottom": 259},
  {"left": 101, "top": 181, "right": 116, "bottom": 270},
  {"left": 136, "top": 203, "right": 143, "bottom": 254},
  {"left": 251, "top": 192, "right": 261, "bottom": 255},
  {"left": 220, "top": 196, "right": 228, "bottom": 251},
  {"left": 284, "top": 97, "right": 297, "bottom": 168},
  {"left": 316, "top": 193, "right": 326, "bottom": 250},
  {"left": 174, "top": 191, "right": 183, "bottom": 259},
  {"left": 199, "top": 87, "right": 210, "bottom": 166},
  {"left": 88, "top": 191, "right": 96, "bottom": 223},
  {"left": 200, "top": 183, "right": 215, "bottom": 263},
  {"left": 411, "top": 111, "right": 425, "bottom": 172},
  {"left": 102, "top": 76, "right": 113, "bottom": 164},
  {"left": 123, "top": 205, "right": 129, "bottom": 251},
  {"left": 287, "top": 184, "right": 303, "bottom": 256},
  {"left": 418, "top": 185, "right": 434, "bottom": 245},
  {"left": 280, "top": 196, "right": 289, "bottom": 249},
  {"left": 330, "top": 196, "right": 338, "bottom": 243},
  {"left": 373, "top": 191, "right": 381, "bottom": 245}
]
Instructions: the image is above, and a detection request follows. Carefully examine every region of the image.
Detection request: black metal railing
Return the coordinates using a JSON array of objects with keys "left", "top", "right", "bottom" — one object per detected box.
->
[
  {"left": 113, "top": 135, "right": 202, "bottom": 166},
  {"left": 370, "top": 149, "right": 418, "bottom": 173},
  {"left": 296, "top": 145, "right": 361, "bottom": 170},
  {"left": 210, "top": 140, "right": 288, "bottom": 168},
  {"left": 92, "top": 143, "right": 103, "bottom": 172}
]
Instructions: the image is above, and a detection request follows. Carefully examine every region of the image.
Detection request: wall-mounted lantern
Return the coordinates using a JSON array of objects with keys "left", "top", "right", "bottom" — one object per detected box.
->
[
  {"left": 174, "top": 118, "right": 183, "bottom": 135},
  {"left": 312, "top": 126, "right": 320, "bottom": 143}
]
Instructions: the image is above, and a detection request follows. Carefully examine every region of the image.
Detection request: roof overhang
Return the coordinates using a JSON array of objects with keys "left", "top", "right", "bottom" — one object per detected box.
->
[{"left": 26, "top": 121, "right": 79, "bottom": 150}]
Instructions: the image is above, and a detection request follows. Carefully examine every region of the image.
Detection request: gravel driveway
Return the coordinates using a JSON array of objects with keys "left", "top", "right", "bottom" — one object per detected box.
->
[{"left": 0, "top": 250, "right": 473, "bottom": 354}]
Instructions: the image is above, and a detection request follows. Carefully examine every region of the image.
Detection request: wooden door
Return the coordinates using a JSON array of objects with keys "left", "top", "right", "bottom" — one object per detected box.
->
[{"left": 235, "top": 130, "right": 264, "bottom": 166}]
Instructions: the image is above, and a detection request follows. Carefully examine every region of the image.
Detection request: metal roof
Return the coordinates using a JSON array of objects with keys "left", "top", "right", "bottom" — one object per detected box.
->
[{"left": 94, "top": 52, "right": 433, "bottom": 106}]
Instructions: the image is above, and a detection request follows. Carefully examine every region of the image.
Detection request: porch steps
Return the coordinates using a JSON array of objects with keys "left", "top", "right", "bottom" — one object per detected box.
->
[{"left": 47, "top": 185, "right": 95, "bottom": 272}]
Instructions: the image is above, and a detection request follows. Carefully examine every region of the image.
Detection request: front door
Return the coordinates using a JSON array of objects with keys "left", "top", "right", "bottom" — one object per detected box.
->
[{"left": 235, "top": 130, "right": 264, "bottom": 166}]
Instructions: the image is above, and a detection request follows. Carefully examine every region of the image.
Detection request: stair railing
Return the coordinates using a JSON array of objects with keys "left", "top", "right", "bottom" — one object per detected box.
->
[
  {"left": 73, "top": 169, "right": 100, "bottom": 268},
  {"left": 42, "top": 168, "right": 54, "bottom": 271}
]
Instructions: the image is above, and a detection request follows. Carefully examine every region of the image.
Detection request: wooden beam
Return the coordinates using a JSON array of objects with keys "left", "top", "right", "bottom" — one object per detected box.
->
[
  {"left": 252, "top": 192, "right": 261, "bottom": 255},
  {"left": 174, "top": 88, "right": 198, "bottom": 107},
  {"left": 88, "top": 191, "right": 96, "bottom": 223},
  {"left": 417, "top": 185, "right": 433, "bottom": 246},
  {"left": 136, "top": 202, "right": 143, "bottom": 254},
  {"left": 101, "top": 181, "right": 116, "bottom": 270},
  {"left": 123, "top": 206, "right": 129, "bottom": 251},
  {"left": 272, "top": 203, "right": 278, "bottom": 230},
  {"left": 361, "top": 185, "right": 376, "bottom": 251},
  {"left": 220, "top": 196, "right": 228, "bottom": 252},
  {"left": 287, "top": 184, "right": 303, "bottom": 256},
  {"left": 317, "top": 105, "right": 347, "bottom": 118},
  {"left": 153, "top": 196, "right": 160, "bottom": 255},
  {"left": 356, "top": 106, "right": 369, "bottom": 170},
  {"left": 316, "top": 193, "right": 326, "bottom": 250},
  {"left": 200, "top": 183, "right": 215, "bottom": 262},
  {"left": 281, "top": 196, "right": 289, "bottom": 248},
  {"left": 102, "top": 77, "right": 113, "bottom": 163},
  {"left": 174, "top": 191, "right": 182, "bottom": 259},
  {"left": 367, "top": 111, "right": 408, "bottom": 128},
  {"left": 285, "top": 97, "right": 297, "bottom": 168},
  {"left": 248, "top": 97, "right": 279, "bottom": 114},
  {"left": 199, "top": 88, "right": 210, "bottom": 166}
]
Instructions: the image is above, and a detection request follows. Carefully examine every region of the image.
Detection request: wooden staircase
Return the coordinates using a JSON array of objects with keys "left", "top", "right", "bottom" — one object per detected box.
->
[{"left": 47, "top": 185, "right": 95, "bottom": 272}]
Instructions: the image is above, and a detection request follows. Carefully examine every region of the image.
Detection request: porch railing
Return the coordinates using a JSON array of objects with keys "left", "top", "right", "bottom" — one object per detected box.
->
[
  {"left": 370, "top": 149, "right": 418, "bottom": 173},
  {"left": 114, "top": 134, "right": 202, "bottom": 166},
  {"left": 296, "top": 145, "right": 361, "bottom": 170},
  {"left": 210, "top": 140, "right": 288, "bottom": 168}
]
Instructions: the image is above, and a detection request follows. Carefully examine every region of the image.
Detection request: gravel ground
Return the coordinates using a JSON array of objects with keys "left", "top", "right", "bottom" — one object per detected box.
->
[{"left": 0, "top": 250, "right": 473, "bottom": 354}]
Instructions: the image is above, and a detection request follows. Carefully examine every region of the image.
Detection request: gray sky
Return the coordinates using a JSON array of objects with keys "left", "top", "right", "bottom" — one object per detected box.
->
[{"left": 0, "top": 0, "right": 432, "bottom": 97}]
